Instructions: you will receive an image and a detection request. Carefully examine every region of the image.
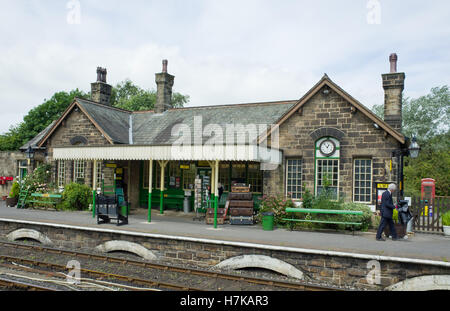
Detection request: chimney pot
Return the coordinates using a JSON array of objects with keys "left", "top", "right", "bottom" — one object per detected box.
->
[
  {"left": 382, "top": 53, "right": 405, "bottom": 131},
  {"left": 389, "top": 53, "right": 398, "bottom": 73},
  {"left": 155, "top": 60, "right": 174, "bottom": 113},
  {"left": 96, "top": 67, "right": 102, "bottom": 82},
  {"left": 162, "top": 59, "right": 168, "bottom": 73},
  {"left": 91, "top": 67, "right": 112, "bottom": 106}
]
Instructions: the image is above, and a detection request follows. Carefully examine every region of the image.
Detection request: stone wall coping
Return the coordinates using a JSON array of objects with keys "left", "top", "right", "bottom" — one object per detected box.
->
[{"left": 1, "top": 218, "right": 449, "bottom": 268}]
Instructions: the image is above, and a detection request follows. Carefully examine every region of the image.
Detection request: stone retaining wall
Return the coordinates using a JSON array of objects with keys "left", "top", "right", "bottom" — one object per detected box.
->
[{"left": 1, "top": 219, "right": 449, "bottom": 290}]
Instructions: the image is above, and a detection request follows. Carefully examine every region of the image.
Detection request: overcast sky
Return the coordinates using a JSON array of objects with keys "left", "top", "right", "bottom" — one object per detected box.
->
[{"left": 0, "top": 0, "right": 449, "bottom": 134}]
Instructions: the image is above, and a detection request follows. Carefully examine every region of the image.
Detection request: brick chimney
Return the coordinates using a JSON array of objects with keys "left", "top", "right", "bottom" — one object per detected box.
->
[
  {"left": 382, "top": 53, "right": 405, "bottom": 131},
  {"left": 155, "top": 60, "right": 175, "bottom": 113},
  {"left": 91, "top": 67, "right": 112, "bottom": 106}
]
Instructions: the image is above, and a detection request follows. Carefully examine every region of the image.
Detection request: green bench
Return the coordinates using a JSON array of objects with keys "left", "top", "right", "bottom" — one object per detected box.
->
[
  {"left": 283, "top": 208, "right": 363, "bottom": 233},
  {"left": 151, "top": 189, "right": 185, "bottom": 211},
  {"left": 26, "top": 193, "right": 62, "bottom": 209}
]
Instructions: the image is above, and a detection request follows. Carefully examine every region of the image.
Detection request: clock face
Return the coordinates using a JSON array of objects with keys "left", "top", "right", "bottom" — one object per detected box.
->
[{"left": 319, "top": 139, "right": 336, "bottom": 157}]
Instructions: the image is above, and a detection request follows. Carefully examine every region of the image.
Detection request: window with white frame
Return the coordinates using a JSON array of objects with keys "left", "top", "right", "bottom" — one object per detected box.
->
[
  {"left": 286, "top": 158, "right": 302, "bottom": 199},
  {"left": 353, "top": 159, "right": 372, "bottom": 203},
  {"left": 58, "top": 160, "right": 65, "bottom": 188},
  {"left": 73, "top": 160, "right": 85, "bottom": 182},
  {"left": 316, "top": 159, "right": 339, "bottom": 199}
]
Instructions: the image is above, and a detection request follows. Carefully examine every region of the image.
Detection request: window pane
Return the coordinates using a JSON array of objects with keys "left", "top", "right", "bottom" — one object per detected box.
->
[
  {"left": 286, "top": 159, "right": 302, "bottom": 199},
  {"left": 353, "top": 159, "right": 372, "bottom": 203}
]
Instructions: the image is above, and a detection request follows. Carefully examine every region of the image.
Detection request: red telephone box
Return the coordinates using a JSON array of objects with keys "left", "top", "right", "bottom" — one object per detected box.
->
[{"left": 421, "top": 178, "right": 436, "bottom": 205}]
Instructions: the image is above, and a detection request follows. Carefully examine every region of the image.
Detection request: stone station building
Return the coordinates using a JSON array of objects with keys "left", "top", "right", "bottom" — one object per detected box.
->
[{"left": 8, "top": 54, "right": 410, "bottom": 215}]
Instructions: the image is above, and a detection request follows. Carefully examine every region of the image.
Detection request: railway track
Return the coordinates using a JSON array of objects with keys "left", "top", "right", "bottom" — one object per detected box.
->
[
  {"left": 0, "top": 276, "right": 59, "bottom": 291},
  {"left": 0, "top": 254, "right": 202, "bottom": 291},
  {"left": 0, "top": 240, "right": 345, "bottom": 291}
]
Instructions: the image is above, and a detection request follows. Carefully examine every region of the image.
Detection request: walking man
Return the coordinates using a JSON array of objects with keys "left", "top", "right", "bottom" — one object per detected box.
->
[{"left": 376, "top": 183, "right": 398, "bottom": 241}]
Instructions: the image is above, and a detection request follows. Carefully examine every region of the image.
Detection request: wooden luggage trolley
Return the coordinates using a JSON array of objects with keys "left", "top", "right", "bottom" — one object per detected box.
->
[{"left": 228, "top": 183, "right": 254, "bottom": 225}]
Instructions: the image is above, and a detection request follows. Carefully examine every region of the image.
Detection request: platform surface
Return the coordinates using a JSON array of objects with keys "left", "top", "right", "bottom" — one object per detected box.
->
[{"left": 1, "top": 202, "right": 449, "bottom": 263}]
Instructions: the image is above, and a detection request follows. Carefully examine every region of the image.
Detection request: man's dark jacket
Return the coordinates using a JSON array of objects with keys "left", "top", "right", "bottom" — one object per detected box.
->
[{"left": 381, "top": 190, "right": 396, "bottom": 219}]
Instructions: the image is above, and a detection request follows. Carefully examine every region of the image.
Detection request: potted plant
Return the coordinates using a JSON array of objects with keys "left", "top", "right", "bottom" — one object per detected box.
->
[
  {"left": 442, "top": 211, "right": 450, "bottom": 237},
  {"left": 6, "top": 181, "right": 20, "bottom": 207}
]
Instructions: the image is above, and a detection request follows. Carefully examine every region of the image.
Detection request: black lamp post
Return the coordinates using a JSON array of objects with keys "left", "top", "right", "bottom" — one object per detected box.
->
[
  {"left": 25, "top": 145, "right": 35, "bottom": 167},
  {"left": 392, "top": 136, "right": 421, "bottom": 199}
]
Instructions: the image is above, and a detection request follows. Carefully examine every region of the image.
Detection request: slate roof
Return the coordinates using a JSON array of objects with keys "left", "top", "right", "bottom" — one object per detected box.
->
[
  {"left": 32, "top": 75, "right": 405, "bottom": 149},
  {"left": 20, "top": 121, "right": 56, "bottom": 150},
  {"left": 76, "top": 98, "right": 131, "bottom": 144},
  {"left": 132, "top": 100, "right": 297, "bottom": 145}
]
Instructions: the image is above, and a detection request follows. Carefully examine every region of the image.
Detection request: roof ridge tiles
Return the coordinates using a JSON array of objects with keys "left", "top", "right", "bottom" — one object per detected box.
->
[
  {"left": 75, "top": 97, "right": 132, "bottom": 114},
  {"left": 169, "top": 99, "right": 298, "bottom": 111}
]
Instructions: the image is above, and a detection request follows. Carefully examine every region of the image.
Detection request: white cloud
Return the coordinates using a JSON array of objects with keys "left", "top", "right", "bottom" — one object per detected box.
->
[{"left": 0, "top": 0, "right": 449, "bottom": 135}]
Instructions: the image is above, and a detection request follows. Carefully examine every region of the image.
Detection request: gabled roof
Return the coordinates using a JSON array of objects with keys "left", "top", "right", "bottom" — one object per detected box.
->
[
  {"left": 258, "top": 74, "right": 406, "bottom": 145},
  {"left": 76, "top": 98, "right": 131, "bottom": 144},
  {"left": 36, "top": 74, "right": 405, "bottom": 149},
  {"left": 132, "top": 100, "right": 297, "bottom": 145},
  {"left": 37, "top": 97, "right": 296, "bottom": 148},
  {"left": 38, "top": 98, "right": 131, "bottom": 147}
]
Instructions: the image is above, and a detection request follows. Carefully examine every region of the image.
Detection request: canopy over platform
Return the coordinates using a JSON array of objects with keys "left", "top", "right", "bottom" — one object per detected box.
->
[{"left": 52, "top": 144, "right": 282, "bottom": 164}]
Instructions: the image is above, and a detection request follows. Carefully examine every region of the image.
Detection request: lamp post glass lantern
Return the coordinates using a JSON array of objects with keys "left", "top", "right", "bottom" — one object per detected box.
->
[
  {"left": 25, "top": 146, "right": 34, "bottom": 160},
  {"left": 409, "top": 136, "right": 420, "bottom": 159}
]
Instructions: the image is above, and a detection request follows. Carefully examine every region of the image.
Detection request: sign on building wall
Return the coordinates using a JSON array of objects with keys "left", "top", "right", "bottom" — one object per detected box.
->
[{"left": 375, "top": 182, "right": 394, "bottom": 210}]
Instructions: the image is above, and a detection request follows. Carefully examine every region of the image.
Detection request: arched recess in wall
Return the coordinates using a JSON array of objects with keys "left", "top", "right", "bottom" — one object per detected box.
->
[
  {"left": 70, "top": 136, "right": 88, "bottom": 146},
  {"left": 95, "top": 240, "right": 157, "bottom": 261},
  {"left": 309, "top": 127, "right": 345, "bottom": 142},
  {"left": 6, "top": 228, "right": 54, "bottom": 246},
  {"left": 215, "top": 255, "right": 304, "bottom": 280},
  {"left": 386, "top": 275, "right": 450, "bottom": 291}
]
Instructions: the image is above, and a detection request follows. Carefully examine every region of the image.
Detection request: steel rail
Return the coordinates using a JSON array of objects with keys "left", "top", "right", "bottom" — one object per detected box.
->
[
  {"left": 0, "top": 240, "right": 345, "bottom": 291},
  {"left": 0, "top": 254, "right": 203, "bottom": 291},
  {"left": 0, "top": 276, "right": 59, "bottom": 291}
]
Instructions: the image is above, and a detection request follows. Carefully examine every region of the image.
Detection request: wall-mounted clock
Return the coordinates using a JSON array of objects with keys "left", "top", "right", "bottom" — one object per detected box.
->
[{"left": 319, "top": 139, "right": 336, "bottom": 157}]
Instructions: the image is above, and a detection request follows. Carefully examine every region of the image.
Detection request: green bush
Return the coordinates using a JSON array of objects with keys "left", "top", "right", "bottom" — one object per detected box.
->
[
  {"left": 22, "top": 164, "right": 55, "bottom": 193},
  {"left": 339, "top": 202, "right": 373, "bottom": 231},
  {"left": 393, "top": 208, "right": 399, "bottom": 223},
  {"left": 9, "top": 182, "right": 20, "bottom": 198},
  {"left": 59, "top": 183, "right": 92, "bottom": 211},
  {"left": 442, "top": 211, "right": 450, "bottom": 226},
  {"left": 301, "top": 187, "right": 314, "bottom": 209},
  {"left": 256, "top": 195, "right": 296, "bottom": 225}
]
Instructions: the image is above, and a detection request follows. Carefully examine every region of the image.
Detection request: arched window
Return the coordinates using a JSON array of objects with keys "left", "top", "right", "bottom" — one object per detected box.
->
[{"left": 315, "top": 137, "right": 340, "bottom": 199}]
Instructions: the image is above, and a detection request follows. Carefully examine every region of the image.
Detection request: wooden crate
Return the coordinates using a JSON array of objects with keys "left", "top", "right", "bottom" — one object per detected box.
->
[
  {"left": 206, "top": 216, "right": 225, "bottom": 225},
  {"left": 229, "top": 207, "right": 254, "bottom": 216},
  {"left": 228, "top": 192, "right": 253, "bottom": 200},
  {"left": 231, "top": 186, "right": 250, "bottom": 193},
  {"left": 228, "top": 200, "right": 254, "bottom": 208}
]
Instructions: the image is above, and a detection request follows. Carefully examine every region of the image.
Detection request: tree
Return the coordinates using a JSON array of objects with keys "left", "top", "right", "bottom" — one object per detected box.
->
[
  {"left": 404, "top": 132, "right": 450, "bottom": 197},
  {"left": 111, "top": 79, "right": 189, "bottom": 111},
  {"left": 372, "top": 85, "right": 450, "bottom": 197},
  {"left": 372, "top": 85, "right": 449, "bottom": 142},
  {"left": 0, "top": 80, "right": 190, "bottom": 151},
  {"left": 0, "top": 89, "right": 89, "bottom": 151}
]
